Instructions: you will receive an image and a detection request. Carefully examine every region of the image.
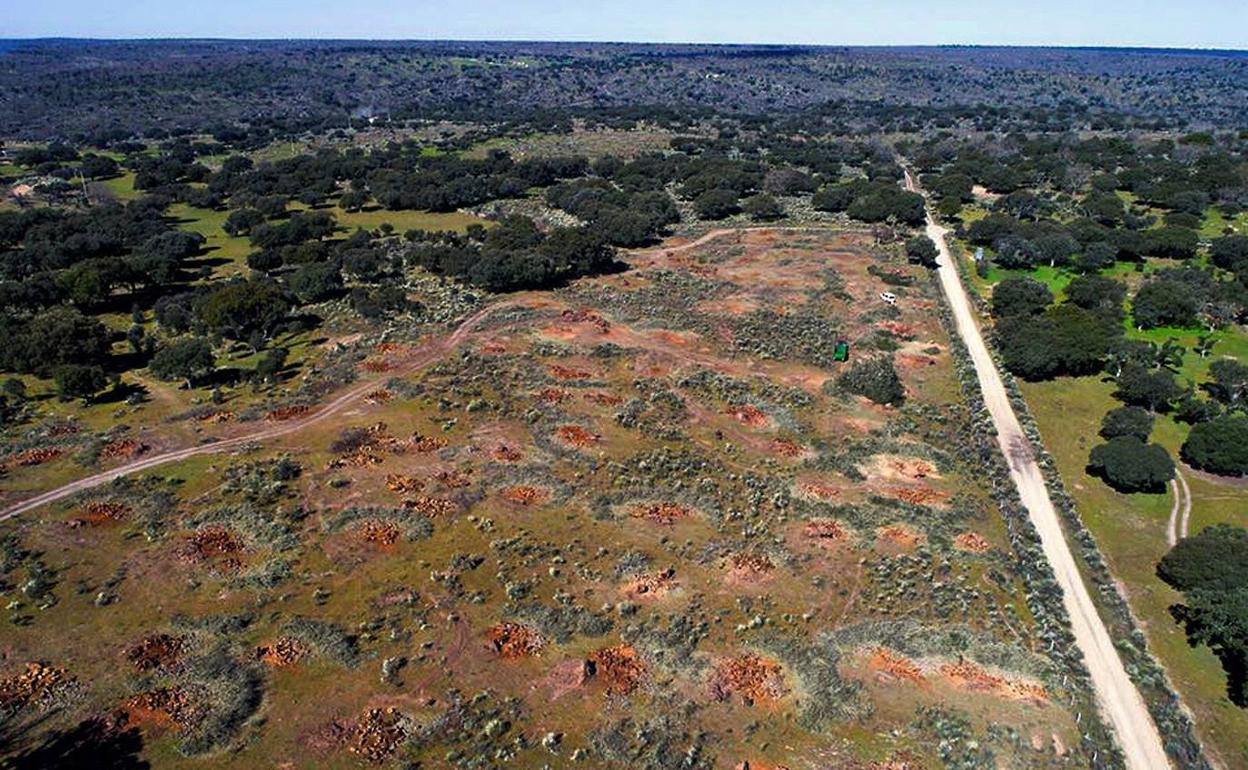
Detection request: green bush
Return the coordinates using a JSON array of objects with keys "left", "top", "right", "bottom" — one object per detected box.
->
[
  {"left": 835, "top": 356, "right": 905, "bottom": 406},
  {"left": 1181, "top": 414, "right": 1248, "bottom": 476},
  {"left": 1087, "top": 435, "right": 1174, "bottom": 493}
]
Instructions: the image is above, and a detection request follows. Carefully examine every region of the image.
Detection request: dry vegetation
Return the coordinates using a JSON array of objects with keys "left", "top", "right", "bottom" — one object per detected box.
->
[{"left": 0, "top": 229, "right": 1092, "bottom": 768}]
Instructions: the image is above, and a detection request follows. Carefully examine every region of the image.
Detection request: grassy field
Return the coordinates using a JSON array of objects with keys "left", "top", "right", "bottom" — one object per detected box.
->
[
  {"left": 948, "top": 215, "right": 1248, "bottom": 767},
  {"left": 1021, "top": 376, "right": 1248, "bottom": 767}
]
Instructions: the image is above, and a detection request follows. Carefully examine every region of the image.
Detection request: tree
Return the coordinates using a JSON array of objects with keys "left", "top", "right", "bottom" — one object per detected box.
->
[
  {"left": 836, "top": 356, "right": 905, "bottom": 406},
  {"left": 1065, "top": 275, "right": 1125, "bottom": 318},
  {"left": 996, "top": 304, "right": 1112, "bottom": 380},
  {"left": 991, "top": 276, "right": 1052, "bottom": 318},
  {"left": 1115, "top": 363, "right": 1182, "bottom": 411},
  {"left": 1100, "top": 406, "right": 1154, "bottom": 441},
  {"left": 1182, "top": 414, "right": 1248, "bottom": 476},
  {"left": 904, "top": 236, "right": 938, "bottom": 268},
  {"left": 741, "top": 193, "right": 782, "bottom": 222},
  {"left": 149, "top": 337, "right": 215, "bottom": 388},
  {"left": 1157, "top": 525, "right": 1248, "bottom": 705},
  {"left": 1134, "top": 280, "right": 1199, "bottom": 329},
  {"left": 1088, "top": 435, "right": 1174, "bottom": 493},
  {"left": 694, "top": 189, "right": 740, "bottom": 220},
  {"left": 53, "top": 364, "right": 107, "bottom": 403},
  {"left": 287, "top": 262, "right": 343, "bottom": 304},
  {"left": 254, "top": 347, "right": 288, "bottom": 385},
  {"left": 992, "top": 235, "right": 1038, "bottom": 269},
  {"left": 3, "top": 306, "right": 113, "bottom": 376},
  {"left": 193, "top": 280, "right": 292, "bottom": 344},
  {"left": 1204, "top": 358, "right": 1248, "bottom": 409}
]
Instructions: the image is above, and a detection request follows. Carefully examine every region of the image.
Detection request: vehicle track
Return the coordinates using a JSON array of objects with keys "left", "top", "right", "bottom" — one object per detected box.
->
[
  {"left": 0, "top": 302, "right": 512, "bottom": 521},
  {"left": 1167, "top": 467, "right": 1194, "bottom": 547},
  {"left": 903, "top": 168, "right": 1173, "bottom": 770}
]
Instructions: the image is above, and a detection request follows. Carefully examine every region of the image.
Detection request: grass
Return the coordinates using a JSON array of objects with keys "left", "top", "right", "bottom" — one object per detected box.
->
[{"left": 1021, "top": 376, "right": 1248, "bottom": 767}]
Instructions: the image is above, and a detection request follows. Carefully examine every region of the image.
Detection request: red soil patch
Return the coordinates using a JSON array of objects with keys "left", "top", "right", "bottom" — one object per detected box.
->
[
  {"left": 876, "top": 320, "right": 917, "bottom": 338},
  {"left": 125, "top": 634, "right": 185, "bottom": 672},
  {"left": 406, "top": 434, "right": 448, "bottom": 453},
  {"left": 588, "top": 645, "right": 645, "bottom": 696},
  {"left": 876, "top": 525, "right": 920, "bottom": 551},
  {"left": 266, "top": 405, "right": 310, "bottom": 422},
  {"left": 954, "top": 532, "right": 992, "bottom": 554},
  {"left": 71, "top": 500, "right": 130, "bottom": 527},
  {"left": 769, "top": 439, "right": 804, "bottom": 458},
  {"left": 939, "top": 661, "right": 1047, "bottom": 703},
  {"left": 555, "top": 424, "right": 599, "bottom": 448},
  {"left": 799, "top": 479, "right": 841, "bottom": 500},
  {"left": 486, "top": 622, "right": 545, "bottom": 659},
  {"left": 363, "top": 389, "right": 393, "bottom": 404},
  {"left": 711, "top": 653, "right": 789, "bottom": 705},
  {"left": 100, "top": 438, "right": 147, "bottom": 461},
  {"left": 548, "top": 364, "right": 594, "bottom": 380},
  {"left": 867, "top": 648, "right": 926, "bottom": 686},
  {"left": 501, "top": 485, "right": 547, "bottom": 506},
  {"left": 349, "top": 708, "right": 409, "bottom": 764},
  {"left": 402, "top": 496, "right": 456, "bottom": 518},
  {"left": 434, "top": 468, "right": 472, "bottom": 488},
  {"left": 623, "top": 567, "right": 678, "bottom": 599},
  {"left": 583, "top": 391, "right": 624, "bottom": 406},
  {"left": 175, "top": 527, "right": 244, "bottom": 564},
  {"left": 630, "top": 501, "right": 692, "bottom": 525},
  {"left": 124, "top": 687, "right": 196, "bottom": 731},
  {"left": 326, "top": 446, "right": 385, "bottom": 469},
  {"left": 803, "top": 519, "right": 848, "bottom": 546},
  {"left": 491, "top": 444, "right": 522, "bottom": 462},
  {"left": 561, "top": 307, "right": 611, "bottom": 333},
  {"left": 885, "top": 486, "right": 948, "bottom": 506},
  {"left": 357, "top": 520, "right": 402, "bottom": 548},
  {"left": 537, "top": 387, "right": 572, "bottom": 403},
  {"left": 385, "top": 473, "right": 425, "bottom": 495},
  {"left": 729, "top": 553, "right": 775, "bottom": 581},
  {"left": 0, "top": 662, "right": 72, "bottom": 711},
  {"left": 725, "top": 404, "right": 769, "bottom": 428},
  {"left": 256, "top": 637, "right": 309, "bottom": 668},
  {"left": 480, "top": 341, "right": 507, "bottom": 355},
  {"left": 1, "top": 446, "right": 64, "bottom": 471},
  {"left": 360, "top": 359, "right": 393, "bottom": 373}
]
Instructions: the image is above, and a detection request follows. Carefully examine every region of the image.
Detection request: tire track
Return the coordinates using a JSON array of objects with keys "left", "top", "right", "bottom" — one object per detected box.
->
[{"left": 0, "top": 302, "right": 512, "bottom": 521}]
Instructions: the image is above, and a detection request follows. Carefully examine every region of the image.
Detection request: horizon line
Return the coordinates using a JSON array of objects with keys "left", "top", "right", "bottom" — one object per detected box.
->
[{"left": 1, "top": 37, "right": 1246, "bottom": 54}]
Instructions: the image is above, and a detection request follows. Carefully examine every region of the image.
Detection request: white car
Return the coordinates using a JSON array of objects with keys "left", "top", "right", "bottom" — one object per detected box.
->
[{"left": 880, "top": 291, "right": 897, "bottom": 305}]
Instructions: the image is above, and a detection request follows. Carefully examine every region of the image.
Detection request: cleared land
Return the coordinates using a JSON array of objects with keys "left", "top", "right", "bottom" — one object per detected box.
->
[{"left": 1, "top": 228, "right": 1097, "bottom": 768}]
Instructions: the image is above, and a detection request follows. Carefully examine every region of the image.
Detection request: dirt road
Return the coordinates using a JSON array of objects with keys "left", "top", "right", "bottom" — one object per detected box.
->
[
  {"left": 904, "top": 170, "right": 1173, "bottom": 770},
  {"left": 1167, "top": 468, "right": 1193, "bottom": 547},
  {"left": 0, "top": 302, "right": 510, "bottom": 521}
]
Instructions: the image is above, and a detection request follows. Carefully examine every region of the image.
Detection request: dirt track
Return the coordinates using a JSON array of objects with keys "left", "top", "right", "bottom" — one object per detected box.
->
[
  {"left": 904, "top": 169, "right": 1173, "bottom": 770},
  {"left": 1167, "top": 468, "right": 1193, "bottom": 547},
  {"left": 0, "top": 302, "right": 510, "bottom": 521}
]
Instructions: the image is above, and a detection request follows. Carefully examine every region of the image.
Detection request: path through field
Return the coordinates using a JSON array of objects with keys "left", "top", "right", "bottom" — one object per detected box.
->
[
  {"left": 904, "top": 169, "right": 1173, "bottom": 770},
  {"left": 1166, "top": 468, "right": 1193, "bottom": 547},
  {"left": 0, "top": 302, "right": 512, "bottom": 521}
]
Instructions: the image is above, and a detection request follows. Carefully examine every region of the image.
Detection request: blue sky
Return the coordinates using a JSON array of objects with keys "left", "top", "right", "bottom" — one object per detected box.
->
[{"left": 4, "top": 0, "right": 1246, "bottom": 48}]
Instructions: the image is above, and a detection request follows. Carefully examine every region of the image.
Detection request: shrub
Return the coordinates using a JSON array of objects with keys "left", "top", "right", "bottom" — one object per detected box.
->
[
  {"left": 1087, "top": 436, "right": 1174, "bottom": 493},
  {"left": 835, "top": 356, "right": 904, "bottom": 406}
]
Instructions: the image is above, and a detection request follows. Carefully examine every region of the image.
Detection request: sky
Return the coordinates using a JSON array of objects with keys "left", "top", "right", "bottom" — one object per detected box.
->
[{"left": 3, "top": 0, "right": 1247, "bottom": 49}]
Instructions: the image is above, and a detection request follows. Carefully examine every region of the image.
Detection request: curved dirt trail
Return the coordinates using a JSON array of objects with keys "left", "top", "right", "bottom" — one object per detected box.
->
[
  {"left": 0, "top": 302, "right": 511, "bottom": 521},
  {"left": 1166, "top": 468, "right": 1193, "bottom": 547},
  {"left": 903, "top": 169, "right": 1173, "bottom": 770}
]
